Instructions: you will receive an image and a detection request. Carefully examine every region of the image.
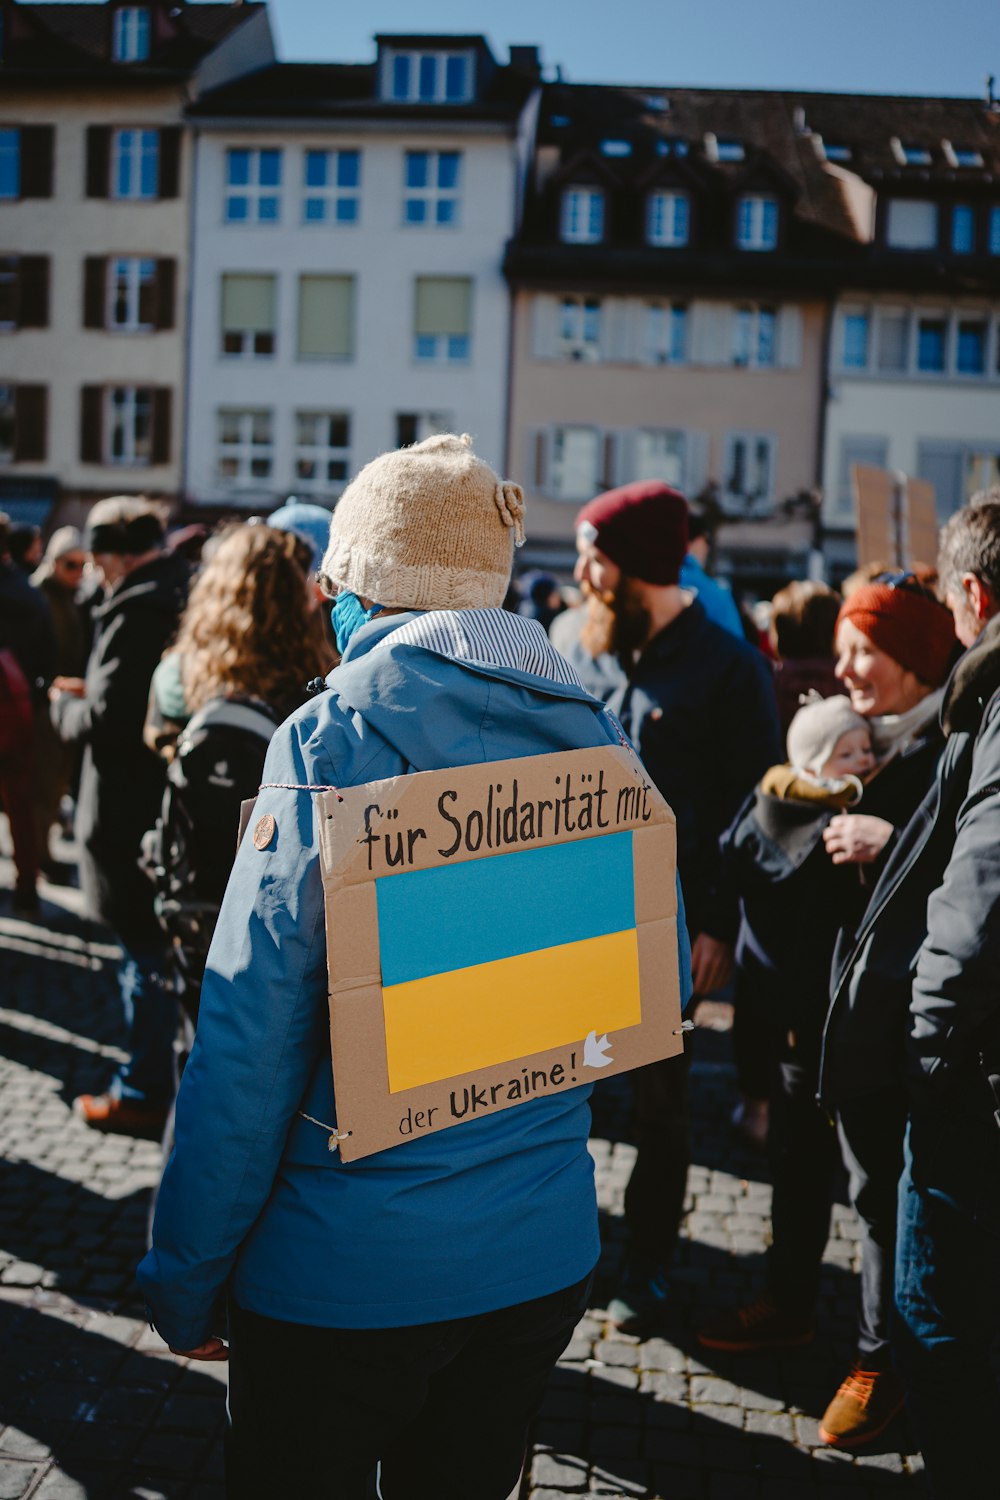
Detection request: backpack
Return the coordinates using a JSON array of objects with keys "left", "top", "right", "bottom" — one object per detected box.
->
[
  {"left": 0, "top": 647, "right": 33, "bottom": 757},
  {"left": 143, "top": 697, "right": 278, "bottom": 992}
]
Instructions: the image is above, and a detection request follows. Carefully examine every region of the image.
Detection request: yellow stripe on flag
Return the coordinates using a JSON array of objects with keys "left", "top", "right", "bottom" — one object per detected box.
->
[{"left": 382, "top": 928, "right": 641, "bottom": 1094}]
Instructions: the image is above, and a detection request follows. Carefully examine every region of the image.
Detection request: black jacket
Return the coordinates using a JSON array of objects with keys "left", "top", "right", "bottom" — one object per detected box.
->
[
  {"left": 0, "top": 559, "right": 55, "bottom": 700},
  {"left": 820, "top": 661, "right": 991, "bottom": 1108},
  {"left": 908, "top": 616, "right": 1000, "bottom": 1115},
  {"left": 721, "top": 783, "right": 862, "bottom": 1043},
  {"left": 52, "top": 551, "right": 188, "bottom": 949},
  {"left": 563, "top": 599, "right": 781, "bottom": 937}
]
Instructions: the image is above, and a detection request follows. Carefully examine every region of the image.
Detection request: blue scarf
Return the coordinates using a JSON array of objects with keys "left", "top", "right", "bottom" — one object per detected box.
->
[{"left": 331, "top": 591, "right": 381, "bottom": 655}]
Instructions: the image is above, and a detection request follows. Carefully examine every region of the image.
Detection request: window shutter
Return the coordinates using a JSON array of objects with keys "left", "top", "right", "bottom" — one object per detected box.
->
[
  {"left": 83, "top": 257, "right": 107, "bottom": 329},
  {"left": 154, "top": 259, "right": 176, "bottom": 330},
  {"left": 157, "top": 128, "right": 181, "bottom": 200},
  {"left": 17, "top": 257, "right": 50, "bottom": 328},
  {"left": 413, "top": 277, "right": 471, "bottom": 336},
  {"left": 85, "top": 127, "right": 112, "bottom": 198},
  {"left": 601, "top": 433, "right": 617, "bottom": 488},
  {"left": 13, "top": 386, "right": 47, "bottom": 462},
  {"left": 80, "top": 386, "right": 104, "bottom": 463},
  {"left": 601, "top": 298, "right": 630, "bottom": 361},
  {"left": 151, "top": 389, "right": 172, "bottom": 464},
  {"left": 20, "top": 127, "right": 54, "bottom": 198},
  {"left": 532, "top": 430, "right": 548, "bottom": 489},
  {"left": 531, "top": 295, "right": 558, "bottom": 360},
  {"left": 297, "top": 275, "right": 354, "bottom": 358},
  {"left": 776, "top": 305, "right": 803, "bottom": 368},
  {"left": 222, "top": 273, "right": 276, "bottom": 333},
  {"left": 690, "top": 302, "right": 729, "bottom": 365},
  {"left": 686, "top": 430, "right": 710, "bottom": 497}
]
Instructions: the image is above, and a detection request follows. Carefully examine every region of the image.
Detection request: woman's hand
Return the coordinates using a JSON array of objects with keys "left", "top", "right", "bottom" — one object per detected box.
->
[
  {"left": 823, "top": 814, "right": 894, "bottom": 866},
  {"left": 49, "top": 675, "right": 86, "bottom": 700},
  {"left": 690, "top": 933, "right": 734, "bottom": 996},
  {"left": 168, "top": 1337, "right": 229, "bottom": 1362}
]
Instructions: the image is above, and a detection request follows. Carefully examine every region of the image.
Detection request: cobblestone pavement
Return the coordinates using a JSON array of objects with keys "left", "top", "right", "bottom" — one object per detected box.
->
[{"left": 0, "top": 854, "right": 927, "bottom": 1498}]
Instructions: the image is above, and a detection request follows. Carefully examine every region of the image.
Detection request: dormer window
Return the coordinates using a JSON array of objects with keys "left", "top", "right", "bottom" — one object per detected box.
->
[
  {"left": 892, "top": 139, "right": 932, "bottom": 167},
  {"left": 716, "top": 139, "right": 745, "bottom": 162},
  {"left": 560, "top": 187, "right": 604, "bottom": 245},
  {"left": 600, "top": 140, "right": 631, "bottom": 158},
  {"left": 646, "top": 191, "right": 689, "bottom": 247},
  {"left": 736, "top": 194, "right": 778, "bottom": 251},
  {"left": 885, "top": 199, "right": 938, "bottom": 250},
  {"left": 822, "top": 142, "right": 852, "bottom": 163},
  {"left": 388, "top": 49, "right": 473, "bottom": 103},
  {"left": 112, "top": 7, "right": 150, "bottom": 63},
  {"left": 953, "top": 145, "right": 985, "bottom": 168}
]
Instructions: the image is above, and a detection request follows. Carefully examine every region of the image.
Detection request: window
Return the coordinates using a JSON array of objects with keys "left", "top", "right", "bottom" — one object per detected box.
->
[
  {"left": 108, "top": 257, "right": 156, "bottom": 331},
  {"left": 876, "top": 310, "right": 909, "bottom": 372},
  {"left": 716, "top": 139, "right": 745, "bottom": 162},
  {"left": 823, "top": 142, "right": 852, "bottom": 163},
  {"left": 294, "top": 412, "right": 351, "bottom": 491},
  {"left": 396, "top": 411, "right": 452, "bottom": 447},
  {"left": 107, "top": 386, "right": 152, "bottom": 465},
  {"left": 916, "top": 315, "right": 947, "bottom": 372},
  {"left": 951, "top": 205, "right": 975, "bottom": 254},
  {"left": 732, "top": 306, "right": 777, "bottom": 368},
  {"left": 990, "top": 207, "right": 1000, "bottom": 256},
  {"left": 403, "top": 151, "right": 461, "bottom": 226},
  {"left": 918, "top": 444, "right": 1000, "bottom": 520},
  {"left": 221, "top": 274, "right": 276, "bottom": 357},
  {"left": 953, "top": 147, "right": 984, "bottom": 168},
  {"left": 645, "top": 302, "right": 687, "bottom": 364},
  {"left": 723, "top": 432, "right": 775, "bottom": 514},
  {"left": 112, "top": 7, "right": 150, "bottom": 62},
  {"left": 601, "top": 139, "right": 631, "bottom": 158},
  {"left": 388, "top": 50, "right": 472, "bottom": 103},
  {"left": 736, "top": 194, "right": 778, "bottom": 251},
  {"left": 956, "top": 319, "right": 987, "bottom": 375},
  {"left": 548, "top": 427, "right": 600, "bottom": 500},
  {"left": 303, "top": 149, "right": 360, "bottom": 224},
  {"left": 558, "top": 296, "right": 601, "bottom": 360},
  {"left": 901, "top": 143, "right": 932, "bottom": 166},
  {"left": 414, "top": 277, "right": 472, "bottom": 362},
  {"left": 0, "top": 384, "right": 13, "bottom": 460},
  {"left": 842, "top": 311, "right": 870, "bottom": 369},
  {"left": 646, "top": 191, "right": 689, "bottom": 247},
  {"left": 633, "top": 430, "right": 686, "bottom": 489},
  {"left": 217, "top": 409, "right": 273, "bottom": 488},
  {"left": 111, "top": 129, "right": 159, "bottom": 199},
  {"left": 0, "top": 129, "right": 19, "bottom": 199},
  {"left": 0, "top": 259, "right": 17, "bottom": 327},
  {"left": 297, "top": 275, "right": 354, "bottom": 361},
  {"left": 560, "top": 187, "right": 604, "bottom": 244},
  {"left": 225, "top": 149, "right": 281, "bottom": 223},
  {"left": 886, "top": 200, "right": 938, "bottom": 250}
]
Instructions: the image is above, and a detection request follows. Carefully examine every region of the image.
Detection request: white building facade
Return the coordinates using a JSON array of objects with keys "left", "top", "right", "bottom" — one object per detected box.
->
[{"left": 184, "top": 37, "right": 538, "bottom": 510}]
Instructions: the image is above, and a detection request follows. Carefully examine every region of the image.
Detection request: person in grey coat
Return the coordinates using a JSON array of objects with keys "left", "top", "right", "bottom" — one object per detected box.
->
[
  {"left": 892, "top": 501, "right": 1000, "bottom": 1499},
  {"left": 51, "top": 498, "right": 188, "bottom": 1133}
]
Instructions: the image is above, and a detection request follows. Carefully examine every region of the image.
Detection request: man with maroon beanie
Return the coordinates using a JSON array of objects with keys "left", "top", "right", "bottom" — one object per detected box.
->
[{"left": 563, "top": 481, "right": 781, "bottom": 1328}]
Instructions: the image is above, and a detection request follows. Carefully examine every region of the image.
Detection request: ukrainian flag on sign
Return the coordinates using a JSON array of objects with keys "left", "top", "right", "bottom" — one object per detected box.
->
[{"left": 376, "top": 830, "right": 641, "bottom": 1093}]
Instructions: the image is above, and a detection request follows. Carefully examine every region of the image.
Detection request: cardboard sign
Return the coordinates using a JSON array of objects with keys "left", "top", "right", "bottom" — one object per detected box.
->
[
  {"left": 316, "top": 744, "right": 683, "bottom": 1161},
  {"left": 852, "top": 464, "right": 939, "bottom": 570}
]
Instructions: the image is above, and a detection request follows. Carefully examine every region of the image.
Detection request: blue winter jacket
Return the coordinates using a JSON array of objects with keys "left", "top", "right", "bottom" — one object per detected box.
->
[{"left": 138, "top": 611, "right": 690, "bottom": 1349}]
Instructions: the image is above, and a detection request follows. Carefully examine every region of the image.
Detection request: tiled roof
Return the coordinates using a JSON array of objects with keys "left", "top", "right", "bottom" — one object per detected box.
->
[{"left": 2, "top": 1, "right": 265, "bottom": 77}]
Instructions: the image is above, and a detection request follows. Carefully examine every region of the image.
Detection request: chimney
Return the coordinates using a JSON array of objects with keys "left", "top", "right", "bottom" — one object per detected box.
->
[
  {"left": 793, "top": 104, "right": 808, "bottom": 134},
  {"left": 509, "top": 45, "right": 541, "bottom": 81}
]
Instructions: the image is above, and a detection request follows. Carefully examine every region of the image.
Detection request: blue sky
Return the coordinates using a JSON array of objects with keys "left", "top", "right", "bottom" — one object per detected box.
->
[{"left": 266, "top": 0, "right": 999, "bottom": 96}]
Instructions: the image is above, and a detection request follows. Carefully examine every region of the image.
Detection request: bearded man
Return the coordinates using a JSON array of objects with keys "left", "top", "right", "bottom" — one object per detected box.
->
[{"left": 560, "top": 481, "right": 781, "bottom": 1327}]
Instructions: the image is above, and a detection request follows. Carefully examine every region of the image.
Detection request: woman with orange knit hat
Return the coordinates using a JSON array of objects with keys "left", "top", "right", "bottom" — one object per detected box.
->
[{"left": 700, "top": 571, "right": 957, "bottom": 1452}]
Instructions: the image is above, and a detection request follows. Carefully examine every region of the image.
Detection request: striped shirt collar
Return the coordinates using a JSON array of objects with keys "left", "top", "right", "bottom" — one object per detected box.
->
[{"left": 373, "top": 608, "right": 584, "bottom": 690}]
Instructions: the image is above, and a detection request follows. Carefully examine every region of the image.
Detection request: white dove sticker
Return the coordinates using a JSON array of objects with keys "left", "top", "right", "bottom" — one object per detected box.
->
[{"left": 583, "top": 1030, "right": 614, "bottom": 1068}]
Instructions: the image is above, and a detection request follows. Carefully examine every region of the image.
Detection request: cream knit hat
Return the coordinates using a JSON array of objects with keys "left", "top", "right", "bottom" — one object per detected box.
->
[
  {"left": 318, "top": 433, "right": 525, "bottom": 611},
  {"left": 786, "top": 693, "right": 869, "bottom": 775}
]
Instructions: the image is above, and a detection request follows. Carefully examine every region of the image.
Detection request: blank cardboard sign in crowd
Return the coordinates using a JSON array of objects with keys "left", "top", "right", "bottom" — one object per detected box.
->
[{"left": 316, "top": 744, "right": 684, "bottom": 1162}]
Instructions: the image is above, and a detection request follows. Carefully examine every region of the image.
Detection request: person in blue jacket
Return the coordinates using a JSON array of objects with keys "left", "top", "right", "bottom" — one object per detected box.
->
[{"left": 138, "top": 433, "right": 690, "bottom": 1500}]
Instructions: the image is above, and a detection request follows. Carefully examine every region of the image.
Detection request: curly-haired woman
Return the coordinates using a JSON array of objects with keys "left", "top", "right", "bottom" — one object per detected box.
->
[{"left": 143, "top": 523, "right": 328, "bottom": 1014}]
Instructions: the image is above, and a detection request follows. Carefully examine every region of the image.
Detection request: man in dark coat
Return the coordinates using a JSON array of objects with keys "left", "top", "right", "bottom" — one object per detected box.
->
[
  {"left": 561, "top": 481, "right": 781, "bottom": 1327},
  {"left": 0, "top": 510, "right": 56, "bottom": 912},
  {"left": 51, "top": 498, "right": 188, "bottom": 1131},
  {"left": 890, "top": 501, "right": 1000, "bottom": 1499}
]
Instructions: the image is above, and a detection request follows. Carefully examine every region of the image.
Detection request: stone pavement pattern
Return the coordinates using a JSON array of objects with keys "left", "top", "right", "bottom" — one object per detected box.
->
[{"left": 0, "top": 860, "right": 927, "bottom": 1498}]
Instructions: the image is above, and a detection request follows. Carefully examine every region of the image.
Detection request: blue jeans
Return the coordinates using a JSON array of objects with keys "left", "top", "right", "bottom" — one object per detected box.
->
[
  {"left": 894, "top": 1103, "right": 1000, "bottom": 1500},
  {"left": 111, "top": 947, "right": 178, "bottom": 1107}
]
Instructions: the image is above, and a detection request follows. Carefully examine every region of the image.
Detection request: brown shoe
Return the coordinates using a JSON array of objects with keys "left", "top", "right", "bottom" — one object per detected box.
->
[
  {"left": 73, "top": 1092, "right": 168, "bottom": 1135},
  {"left": 818, "top": 1363, "right": 906, "bottom": 1448},
  {"left": 697, "top": 1292, "right": 814, "bottom": 1352}
]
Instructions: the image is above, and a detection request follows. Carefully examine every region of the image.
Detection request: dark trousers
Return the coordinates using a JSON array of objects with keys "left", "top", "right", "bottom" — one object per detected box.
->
[
  {"left": 623, "top": 1052, "right": 689, "bottom": 1263},
  {"left": 0, "top": 738, "right": 39, "bottom": 896},
  {"left": 894, "top": 1105, "right": 1000, "bottom": 1500},
  {"left": 225, "top": 1273, "right": 594, "bottom": 1500},
  {"left": 765, "top": 1043, "right": 906, "bottom": 1364}
]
